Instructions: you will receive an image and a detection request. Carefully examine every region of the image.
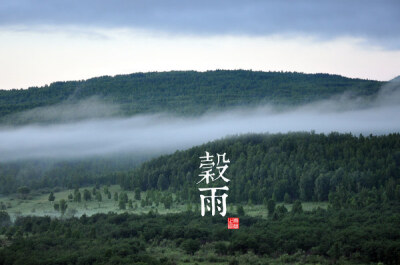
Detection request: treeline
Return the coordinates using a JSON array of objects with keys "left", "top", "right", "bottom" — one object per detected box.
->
[
  {"left": 117, "top": 132, "right": 400, "bottom": 206},
  {"left": 1, "top": 202, "right": 400, "bottom": 264},
  {"left": 0, "top": 70, "right": 381, "bottom": 123},
  {"left": 0, "top": 154, "right": 152, "bottom": 195}
]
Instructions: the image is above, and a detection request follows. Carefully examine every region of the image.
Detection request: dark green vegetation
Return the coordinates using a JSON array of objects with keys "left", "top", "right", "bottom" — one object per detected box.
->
[
  {"left": 0, "top": 156, "right": 147, "bottom": 195},
  {"left": 0, "top": 71, "right": 397, "bottom": 264},
  {"left": 117, "top": 132, "right": 400, "bottom": 207},
  {"left": 0, "top": 70, "right": 381, "bottom": 122},
  {"left": 2, "top": 132, "right": 400, "bottom": 209},
  {"left": 1, "top": 202, "right": 399, "bottom": 265}
]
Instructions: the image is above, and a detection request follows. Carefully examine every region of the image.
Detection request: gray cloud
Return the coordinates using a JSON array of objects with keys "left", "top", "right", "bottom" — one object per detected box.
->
[
  {"left": 0, "top": 0, "right": 399, "bottom": 49},
  {"left": 0, "top": 79, "right": 399, "bottom": 162}
]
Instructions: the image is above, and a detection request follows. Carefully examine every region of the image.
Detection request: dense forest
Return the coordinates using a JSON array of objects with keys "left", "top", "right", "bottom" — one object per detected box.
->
[
  {"left": 0, "top": 70, "right": 382, "bottom": 123},
  {"left": 0, "top": 71, "right": 398, "bottom": 264},
  {"left": 0, "top": 155, "right": 147, "bottom": 195},
  {"left": 3, "top": 132, "right": 399, "bottom": 209},
  {"left": 116, "top": 132, "right": 400, "bottom": 207},
  {"left": 1, "top": 202, "right": 400, "bottom": 264}
]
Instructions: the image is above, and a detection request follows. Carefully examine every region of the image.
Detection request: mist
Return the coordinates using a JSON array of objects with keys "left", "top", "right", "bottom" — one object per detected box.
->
[{"left": 0, "top": 80, "right": 399, "bottom": 162}]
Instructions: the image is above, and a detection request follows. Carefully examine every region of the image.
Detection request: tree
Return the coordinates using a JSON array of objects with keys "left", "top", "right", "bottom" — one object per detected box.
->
[
  {"left": 162, "top": 194, "right": 173, "bottom": 209},
  {"left": 181, "top": 239, "right": 201, "bottom": 255},
  {"left": 128, "top": 199, "right": 133, "bottom": 209},
  {"left": 17, "top": 186, "right": 30, "bottom": 199},
  {"left": 292, "top": 200, "right": 303, "bottom": 214},
  {"left": 119, "top": 199, "right": 126, "bottom": 210},
  {"left": 214, "top": 242, "right": 228, "bottom": 255},
  {"left": 0, "top": 211, "right": 11, "bottom": 228},
  {"left": 157, "top": 174, "right": 169, "bottom": 190},
  {"left": 59, "top": 199, "right": 68, "bottom": 216},
  {"left": 74, "top": 191, "right": 82, "bottom": 202},
  {"left": 96, "top": 192, "right": 102, "bottom": 202},
  {"left": 54, "top": 203, "right": 60, "bottom": 211},
  {"left": 48, "top": 192, "right": 55, "bottom": 202},
  {"left": 114, "top": 192, "right": 119, "bottom": 202},
  {"left": 284, "top": 192, "right": 291, "bottom": 203},
  {"left": 275, "top": 205, "right": 288, "bottom": 219},
  {"left": 83, "top": 189, "right": 92, "bottom": 201},
  {"left": 134, "top": 188, "right": 141, "bottom": 200},
  {"left": 267, "top": 199, "right": 276, "bottom": 216},
  {"left": 120, "top": 192, "right": 128, "bottom": 204},
  {"left": 236, "top": 205, "right": 245, "bottom": 216},
  {"left": 67, "top": 193, "right": 73, "bottom": 201}
]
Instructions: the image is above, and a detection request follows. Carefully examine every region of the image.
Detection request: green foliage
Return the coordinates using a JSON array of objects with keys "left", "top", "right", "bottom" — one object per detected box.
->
[
  {"left": 162, "top": 194, "right": 173, "bottom": 209},
  {"left": 0, "top": 70, "right": 381, "bottom": 124},
  {"left": 0, "top": 211, "right": 11, "bottom": 228},
  {"left": 48, "top": 192, "right": 55, "bottom": 202},
  {"left": 236, "top": 205, "right": 245, "bottom": 216},
  {"left": 119, "top": 192, "right": 128, "bottom": 204},
  {"left": 1, "top": 203, "right": 400, "bottom": 264},
  {"left": 17, "top": 186, "right": 30, "bottom": 195},
  {"left": 0, "top": 71, "right": 386, "bottom": 196},
  {"left": 267, "top": 199, "right": 276, "bottom": 215},
  {"left": 134, "top": 188, "right": 141, "bottom": 200},
  {"left": 284, "top": 192, "right": 291, "bottom": 203},
  {"left": 17, "top": 186, "right": 30, "bottom": 199},
  {"left": 292, "top": 200, "right": 303, "bottom": 214},
  {"left": 74, "top": 190, "right": 81, "bottom": 202},
  {"left": 83, "top": 189, "right": 92, "bottom": 201},
  {"left": 181, "top": 239, "right": 201, "bottom": 255},
  {"left": 214, "top": 242, "right": 228, "bottom": 255},
  {"left": 118, "top": 132, "right": 400, "bottom": 208},
  {"left": 59, "top": 199, "right": 68, "bottom": 216},
  {"left": 95, "top": 192, "right": 102, "bottom": 202},
  {"left": 118, "top": 200, "right": 126, "bottom": 210}
]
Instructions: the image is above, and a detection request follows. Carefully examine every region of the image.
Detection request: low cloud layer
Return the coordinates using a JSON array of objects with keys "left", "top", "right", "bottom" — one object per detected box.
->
[
  {"left": 0, "top": 80, "right": 399, "bottom": 162},
  {"left": 1, "top": 0, "right": 399, "bottom": 49},
  {"left": 2, "top": 97, "right": 120, "bottom": 124}
]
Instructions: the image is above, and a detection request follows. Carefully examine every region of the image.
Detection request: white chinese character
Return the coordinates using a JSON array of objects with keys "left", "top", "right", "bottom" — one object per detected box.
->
[{"left": 198, "top": 186, "right": 229, "bottom": 216}]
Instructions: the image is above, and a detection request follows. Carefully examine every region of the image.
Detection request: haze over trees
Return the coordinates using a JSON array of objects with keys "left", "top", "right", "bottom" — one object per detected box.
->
[
  {"left": 0, "top": 70, "right": 382, "bottom": 124},
  {"left": 0, "top": 71, "right": 399, "bottom": 264}
]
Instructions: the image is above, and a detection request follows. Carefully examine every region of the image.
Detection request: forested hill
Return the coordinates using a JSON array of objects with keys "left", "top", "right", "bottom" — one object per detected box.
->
[
  {"left": 117, "top": 132, "right": 400, "bottom": 207},
  {"left": 0, "top": 70, "right": 382, "bottom": 120}
]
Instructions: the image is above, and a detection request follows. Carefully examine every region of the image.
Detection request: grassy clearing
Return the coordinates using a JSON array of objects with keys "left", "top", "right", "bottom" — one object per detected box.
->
[{"left": 0, "top": 185, "right": 328, "bottom": 221}]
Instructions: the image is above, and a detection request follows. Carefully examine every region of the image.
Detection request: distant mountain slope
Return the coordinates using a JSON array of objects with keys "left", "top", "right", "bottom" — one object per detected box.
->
[
  {"left": 117, "top": 132, "right": 400, "bottom": 205},
  {"left": 0, "top": 70, "right": 382, "bottom": 121}
]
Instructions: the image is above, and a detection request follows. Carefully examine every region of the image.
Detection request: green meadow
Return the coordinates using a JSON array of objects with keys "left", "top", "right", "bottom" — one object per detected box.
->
[{"left": 0, "top": 185, "right": 328, "bottom": 221}]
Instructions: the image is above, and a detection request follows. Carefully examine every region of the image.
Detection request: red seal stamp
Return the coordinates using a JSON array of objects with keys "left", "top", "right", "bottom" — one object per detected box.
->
[{"left": 228, "top": 217, "right": 239, "bottom": 229}]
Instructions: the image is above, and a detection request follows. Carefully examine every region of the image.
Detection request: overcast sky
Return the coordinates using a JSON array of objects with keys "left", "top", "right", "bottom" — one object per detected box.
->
[{"left": 1, "top": 0, "right": 399, "bottom": 89}]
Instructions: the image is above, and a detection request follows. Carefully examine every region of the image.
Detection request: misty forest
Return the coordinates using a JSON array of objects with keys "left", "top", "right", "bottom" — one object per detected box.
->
[{"left": 1, "top": 70, "right": 400, "bottom": 265}]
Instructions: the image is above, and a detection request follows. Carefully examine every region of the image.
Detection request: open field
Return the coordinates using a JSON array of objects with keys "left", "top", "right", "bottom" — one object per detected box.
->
[{"left": 0, "top": 185, "right": 328, "bottom": 221}]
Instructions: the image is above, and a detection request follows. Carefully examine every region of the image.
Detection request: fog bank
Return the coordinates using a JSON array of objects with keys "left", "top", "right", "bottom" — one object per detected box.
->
[{"left": 0, "top": 80, "right": 399, "bottom": 162}]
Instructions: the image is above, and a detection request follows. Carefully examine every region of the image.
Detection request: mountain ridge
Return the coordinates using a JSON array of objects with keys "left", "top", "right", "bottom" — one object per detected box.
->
[{"left": 0, "top": 70, "right": 382, "bottom": 124}]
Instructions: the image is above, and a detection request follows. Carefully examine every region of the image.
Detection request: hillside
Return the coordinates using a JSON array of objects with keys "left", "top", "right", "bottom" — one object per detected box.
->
[
  {"left": 0, "top": 70, "right": 382, "bottom": 123},
  {"left": 117, "top": 132, "right": 400, "bottom": 206}
]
